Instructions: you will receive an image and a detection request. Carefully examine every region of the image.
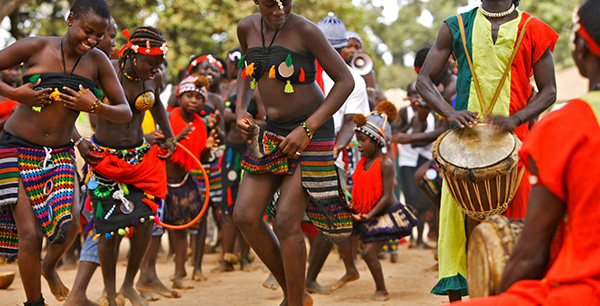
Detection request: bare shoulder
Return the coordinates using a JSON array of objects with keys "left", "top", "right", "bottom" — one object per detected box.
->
[
  {"left": 380, "top": 155, "right": 394, "bottom": 171},
  {"left": 293, "top": 14, "right": 321, "bottom": 37},
  {"left": 238, "top": 14, "right": 260, "bottom": 30}
]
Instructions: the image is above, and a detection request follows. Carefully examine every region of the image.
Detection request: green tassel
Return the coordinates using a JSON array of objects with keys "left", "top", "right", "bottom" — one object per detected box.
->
[
  {"left": 250, "top": 78, "right": 256, "bottom": 89},
  {"left": 233, "top": 152, "right": 241, "bottom": 172},
  {"left": 121, "top": 183, "right": 129, "bottom": 195},
  {"left": 93, "top": 87, "right": 104, "bottom": 100},
  {"left": 95, "top": 201, "right": 105, "bottom": 219},
  {"left": 238, "top": 54, "right": 246, "bottom": 68},
  {"left": 29, "top": 74, "right": 40, "bottom": 84},
  {"left": 284, "top": 80, "right": 294, "bottom": 93},
  {"left": 32, "top": 106, "right": 42, "bottom": 112},
  {"left": 285, "top": 54, "right": 292, "bottom": 67}
]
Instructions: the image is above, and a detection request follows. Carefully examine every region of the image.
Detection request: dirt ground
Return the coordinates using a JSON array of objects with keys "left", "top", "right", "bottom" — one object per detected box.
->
[{"left": 0, "top": 237, "right": 450, "bottom": 306}]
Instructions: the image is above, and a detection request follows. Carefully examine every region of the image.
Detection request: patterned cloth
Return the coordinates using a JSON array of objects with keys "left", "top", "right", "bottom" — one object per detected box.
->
[
  {"left": 354, "top": 202, "right": 418, "bottom": 243},
  {"left": 0, "top": 132, "right": 76, "bottom": 262},
  {"left": 220, "top": 141, "right": 247, "bottom": 214},
  {"left": 242, "top": 117, "right": 353, "bottom": 243},
  {"left": 165, "top": 173, "right": 204, "bottom": 225}
]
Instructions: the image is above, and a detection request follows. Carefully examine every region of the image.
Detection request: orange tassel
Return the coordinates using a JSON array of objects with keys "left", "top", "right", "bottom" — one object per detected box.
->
[
  {"left": 245, "top": 63, "right": 256, "bottom": 77},
  {"left": 299, "top": 67, "right": 305, "bottom": 82},
  {"left": 269, "top": 65, "right": 276, "bottom": 78}
]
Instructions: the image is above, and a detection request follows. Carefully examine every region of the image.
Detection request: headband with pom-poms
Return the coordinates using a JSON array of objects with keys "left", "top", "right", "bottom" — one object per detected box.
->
[{"left": 354, "top": 101, "right": 398, "bottom": 147}]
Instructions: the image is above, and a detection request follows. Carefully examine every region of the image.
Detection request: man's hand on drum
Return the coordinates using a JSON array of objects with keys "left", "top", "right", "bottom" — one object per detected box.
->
[
  {"left": 447, "top": 109, "right": 479, "bottom": 128},
  {"left": 488, "top": 115, "right": 519, "bottom": 132}
]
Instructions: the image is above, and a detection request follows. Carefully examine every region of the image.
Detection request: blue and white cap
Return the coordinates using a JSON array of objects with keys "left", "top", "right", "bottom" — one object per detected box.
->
[
  {"left": 317, "top": 12, "right": 347, "bottom": 49},
  {"left": 345, "top": 31, "right": 363, "bottom": 48}
]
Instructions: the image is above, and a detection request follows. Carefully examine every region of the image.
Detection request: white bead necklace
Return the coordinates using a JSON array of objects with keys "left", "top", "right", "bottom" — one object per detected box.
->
[{"left": 479, "top": 3, "right": 515, "bottom": 18}]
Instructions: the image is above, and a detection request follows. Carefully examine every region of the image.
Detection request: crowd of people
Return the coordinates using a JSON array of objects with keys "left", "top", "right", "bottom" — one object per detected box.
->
[{"left": 0, "top": 0, "right": 598, "bottom": 305}]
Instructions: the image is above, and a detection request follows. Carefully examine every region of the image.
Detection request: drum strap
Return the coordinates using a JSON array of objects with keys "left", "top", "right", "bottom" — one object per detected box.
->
[{"left": 457, "top": 13, "right": 534, "bottom": 117}]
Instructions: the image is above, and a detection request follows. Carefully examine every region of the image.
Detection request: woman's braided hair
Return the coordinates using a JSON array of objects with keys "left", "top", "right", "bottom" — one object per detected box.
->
[{"left": 118, "top": 26, "right": 166, "bottom": 73}]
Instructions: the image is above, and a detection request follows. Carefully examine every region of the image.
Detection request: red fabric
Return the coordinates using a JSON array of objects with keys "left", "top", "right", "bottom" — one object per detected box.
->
[
  {"left": 315, "top": 60, "right": 325, "bottom": 93},
  {"left": 458, "top": 96, "right": 600, "bottom": 305},
  {"left": 169, "top": 107, "right": 207, "bottom": 172},
  {"left": 0, "top": 99, "right": 19, "bottom": 120},
  {"left": 91, "top": 145, "right": 167, "bottom": 199},
  {"left": 351, "top": 157, "right": 383, "bottom": 215},
  {"left": 301, "top": 221, "right": 319, "bottom": 237}
]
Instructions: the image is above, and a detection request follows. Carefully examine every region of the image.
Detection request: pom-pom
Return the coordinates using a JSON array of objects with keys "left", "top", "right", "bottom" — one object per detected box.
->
[
  {"left": 245, "top": 63, "right": 256, "bottom": 77},
  {"left": 269, "top": 65, "right": 276, "bottom": 78},
  {"left": 299, "top": 67, "right": 305, "bottom": 82},
  {"left": 92, "top": 234, "right": 99, "bottom": 241},
  {"left": 29, "top": 74, "right": 41, "bottom": 84},
  {"left": 105, "top": 232, "right": 112, "bottom": 239},
  {"left": 118, "top": 228, "right": 127, "bottom": 236},
  {"left": 353, "top": 114, "right": 367, "bottom": 126},
  {"left": 284, "top": 80, "right": 294, "bottom": 93},
  {"left": 375, "top": 101, "right": 398, "bottom": 123},
  {"left": 285, "top": 54, "right": 292, "bottom": 67},
  {"left": 187, "top": 73, "right": 210, "bottom": 92},
  {"left": 237, "top": 54, "right": 246, "bottom": 68},
  {"left": 250, "top": 78, "right": 256, "bottom": 89}
]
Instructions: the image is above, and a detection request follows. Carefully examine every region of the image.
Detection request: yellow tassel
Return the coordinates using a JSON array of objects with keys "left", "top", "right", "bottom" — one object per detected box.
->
[
  {"left": 284, "top": 80, "right": 294, "bottom": 94},
  {"left": 269, "top": 65, "right": 276, "bottom": 78},
  {"left": 250, "top": 78, "right": 256, "bottom": 89},
  {"left": 245, "top": 62, "right": 256, "bottom": 77}
]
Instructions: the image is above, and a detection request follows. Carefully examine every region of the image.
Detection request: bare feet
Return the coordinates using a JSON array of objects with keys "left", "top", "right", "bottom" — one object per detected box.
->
[
  {"left": 139, "top": 291, "right": 160, "bottom": 301},
  {"left": 136, "top": 284, "right": 181, "bottom": 299},
  {"left": 262, "top": 273, "right": 279, "bottom": 290},
  {"left": 331, "top": 271, "right": 360, "bottom": 290},
  {"left": 371, "top": 290, "right": 390, "bottom": 301},
  {"left": 172, "top": 277, "right": 194, "bottom": 289},
  {"left": 64, "top": 295, "right": 99, "bottom": 306},
  {"left": 211, "top": 261, "right": 235, "bottom": 272},
  {"left": 99, "top": 293, "right": 125, "bottom": 306},
  {"left": 306, "top": 281, "right": 332, "bottom": 295},
  {"left": 192, "top": 269, "right": 207, "bottom": 281},
  {"left": 120, "top": 285, "right": 149, "bottom": 306},
  {"left": 42, "top": 264, "right": 70, "bottom": 301}
]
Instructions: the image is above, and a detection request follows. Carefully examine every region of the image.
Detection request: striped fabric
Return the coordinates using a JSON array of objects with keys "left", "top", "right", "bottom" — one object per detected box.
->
[
  {"left": 193, "top": 147, "right": 223, "bottom": 205},
  {"left": 242, "top": 126, "right": 353, "bottom": 243},
  {"left": 0, "top": 145, "right": 76, "bottom": 262}
]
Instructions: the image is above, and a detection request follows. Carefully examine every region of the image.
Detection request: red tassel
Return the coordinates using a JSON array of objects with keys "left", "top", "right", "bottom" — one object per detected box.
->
[
  {"left": 299, "top": 67, "right": 305, "bottom": 82},
  {"left": 228, "top": 188, "right": 233, "bottom": 206},
  {"left": 241, "top": 69, "right": 248, "bottom": 79},
  {"left": 142, "top": 198, "right": 158, "bottom": 213}
]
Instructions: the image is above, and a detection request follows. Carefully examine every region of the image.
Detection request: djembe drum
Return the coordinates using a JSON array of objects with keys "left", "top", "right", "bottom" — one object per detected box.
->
[
  {"left": 467, "top": 215, "right": 524, "bottom": 297},
  {"left": 431, "top": 124, "right": 522, "bottom": 220}
]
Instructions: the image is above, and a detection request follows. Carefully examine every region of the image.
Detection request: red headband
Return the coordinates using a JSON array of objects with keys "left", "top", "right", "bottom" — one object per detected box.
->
[
  {"left": 117, "top": 29, "right": 168, "bottom": 58},
  {"left": 576, "top": 20, "right": 600, "bottom": 58},
  {"left": 187, "top": 54, "right": 225, "bottom": 75}
]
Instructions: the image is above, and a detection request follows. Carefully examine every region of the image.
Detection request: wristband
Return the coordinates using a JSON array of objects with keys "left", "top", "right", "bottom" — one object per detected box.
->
[
  {"left": 74, "top": 136, "right": 85, "bottom": 146},
  {"left": 300, "top": 122, "right": 313, "bottom": 140},
  {"left": 90, "top": 99, "right": 101, "bottom": 113},
  {"left": 167, "top": 137, "right": 178, "bottom": 145}
]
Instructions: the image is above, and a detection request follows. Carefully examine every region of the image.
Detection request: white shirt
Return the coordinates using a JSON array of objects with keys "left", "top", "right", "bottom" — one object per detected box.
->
[
  {"left": 398, "top": 106, "right": 420, "bottom": 167},
  {"left": 323, "top": 66, "right": 369, "bottom": 168}
]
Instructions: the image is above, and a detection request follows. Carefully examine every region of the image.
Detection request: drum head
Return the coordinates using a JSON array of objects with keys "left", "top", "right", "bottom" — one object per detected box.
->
[{"left": 439, "top": 124, "right": 516, "bottom": 169}]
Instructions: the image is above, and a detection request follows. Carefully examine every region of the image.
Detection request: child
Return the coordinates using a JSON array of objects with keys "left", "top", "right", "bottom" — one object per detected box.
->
[
  {"left": 351, "top": 101, "right": 418, "bottom": 301},
  {"left": 165, "top": 74, "right": 218, "bottom": 289}
]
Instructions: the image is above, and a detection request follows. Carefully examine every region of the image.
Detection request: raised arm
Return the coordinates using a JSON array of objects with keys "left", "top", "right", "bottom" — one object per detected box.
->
[{"left": 417, "top": 23, "right": 478, "bottom": 128}]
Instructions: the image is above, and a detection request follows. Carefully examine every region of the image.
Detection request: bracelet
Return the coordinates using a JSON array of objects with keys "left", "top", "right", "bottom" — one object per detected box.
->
[
  {"left": 166, "top": 137, "right": 178, "bottom": 145},
  {"left": 300, "top": 122, "right": 313, "bottom": 140},
  {"left": 74, "top": 136, "right": 85, "bottom": 146},
  {"left": 89, "top": 99, "right": 101, "bottom": 113},
  {"left": 366, "top": 87, "right": 376, "bottom": 92}
]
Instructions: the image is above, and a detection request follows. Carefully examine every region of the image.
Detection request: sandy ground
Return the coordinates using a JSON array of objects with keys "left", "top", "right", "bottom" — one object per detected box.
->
[{"left": 0, "top": 237, "right": 449, "bottom": 306}]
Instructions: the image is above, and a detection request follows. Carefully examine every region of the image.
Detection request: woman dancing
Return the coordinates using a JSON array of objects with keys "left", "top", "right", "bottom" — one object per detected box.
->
[
  {"left": 0, "top": 0, "right": 132, "bottom": 305},
  {"left": 234, "top": 0, "right": 355, "bottom": 305}
]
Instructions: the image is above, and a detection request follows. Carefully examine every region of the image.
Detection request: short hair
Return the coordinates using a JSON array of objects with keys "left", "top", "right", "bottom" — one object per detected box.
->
[
  {"left": 579, "top": 0, "right": 600, "bottom": 48},
  {"left": 414, "top": 47, "right": 430, "bottom": 69},
  {"left": 70, "top": 0, "right": 111, "bottom": 20},
  {"left": 482, "top": 0, "right": 520, "bottom": 8}
]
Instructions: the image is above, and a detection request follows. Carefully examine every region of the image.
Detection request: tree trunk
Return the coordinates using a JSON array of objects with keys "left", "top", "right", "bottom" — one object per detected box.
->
[{"left": 0, "top": 0, "right": 36, "bottom": 23}]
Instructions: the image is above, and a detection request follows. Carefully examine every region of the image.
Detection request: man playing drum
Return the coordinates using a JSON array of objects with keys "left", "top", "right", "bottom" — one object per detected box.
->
[
  {"left": 416, "top": 0, "right": 557, "bottom": 301},
  {"left": 457, "top": 1, "right": 600, "bottom": 304}
]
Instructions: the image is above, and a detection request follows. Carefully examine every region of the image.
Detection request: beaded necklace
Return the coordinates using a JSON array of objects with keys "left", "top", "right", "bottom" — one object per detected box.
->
[
  {"left": 479, "top": 3, "right": 515, "bottom": 18},
  {"left": 120, "top": 59, "right": 141, "bottom": 81}
]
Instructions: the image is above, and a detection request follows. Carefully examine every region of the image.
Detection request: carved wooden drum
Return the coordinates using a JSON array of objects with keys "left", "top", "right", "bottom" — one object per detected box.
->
[{"left": 432, "top": 124, "right": 522, "bottom": 220}]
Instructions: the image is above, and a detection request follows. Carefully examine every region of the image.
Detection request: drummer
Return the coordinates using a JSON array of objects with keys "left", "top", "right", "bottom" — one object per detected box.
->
[
  {"left": 416, "top": 0, "right": 558, "bottom": 301},
  {"left": 458, "top": 0, "right": 600, "bottom": 304}
]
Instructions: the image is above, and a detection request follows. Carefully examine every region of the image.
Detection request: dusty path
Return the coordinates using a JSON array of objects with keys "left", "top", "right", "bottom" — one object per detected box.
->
[{"left": 0, "top": 239, "right": 449, "bottom": 305}]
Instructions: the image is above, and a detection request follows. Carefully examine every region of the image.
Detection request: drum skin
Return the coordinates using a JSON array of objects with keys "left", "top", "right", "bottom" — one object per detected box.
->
[
  {"left": 432, "top": 124, "right": 522, "bottom": 220},
  {"left": 468, "top": 215, "right": 524, "bottom": 298}
]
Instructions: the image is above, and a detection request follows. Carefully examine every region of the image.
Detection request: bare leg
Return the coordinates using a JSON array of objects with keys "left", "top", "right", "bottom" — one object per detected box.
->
[
  {"left": 191, "top": 219, "right": 207, "bottom": 281},
  {"left": 305, "top": 233, "right": 332, "bottom": 295},
  {"left": 213, "top": 213, "right": 236, "bottom": 272},
  {"left": 98, "top": 234, "right": 120, "bottom": 306},
  {"left": 361, "top": 241, "right": 389, "bottom": 301},
  {"left": 136, "top": 235, "right": 181, "bottom": 299},
  {"left": 119, "top": 221, "right": 153, "bottom": 306},
  {"left": 13, "top": 181, "right": 43, "bottom": 303},
  {"left": 332, "top": 239, "right": 360, "bottom": 290},
  {"left": 64, "top": 261, "right": 99, "bottom": 306},
  {"left": 448, "top": 290, "right": 462, "bottom": 302},
  {"left": 172, "top": 229, "right": 193, "bottom": 289},
  {"left": 272, "top": 170, "right": 311, "bottom": 306},
  {"left": 233, "top": 173, "right": 287, "bottom": 296}
]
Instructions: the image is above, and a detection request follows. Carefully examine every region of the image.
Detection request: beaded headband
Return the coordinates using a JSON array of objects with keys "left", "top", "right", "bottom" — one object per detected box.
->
[
  {"left": 187, "top": 54, "right": 224, "bottom": 75},
  {"left": 571, "top": 9, "right": 600, "bottom": 58},
  {"left": 117, "top": 29, "right": 168, "bottom": 58}
]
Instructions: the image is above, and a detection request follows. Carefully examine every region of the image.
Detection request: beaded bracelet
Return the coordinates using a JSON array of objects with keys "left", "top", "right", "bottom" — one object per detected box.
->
[
  {"left": 89, "top": 99, "right": 101, "bottom": 113},
  {"left": 166, "top": 137, "right": 178, "bottom": 145},
  {"left": 74, "top": 136, "right": 85, "bottom": 146},
  {"left": 300, "top": 122, "right": 313, "bottom": 140}
]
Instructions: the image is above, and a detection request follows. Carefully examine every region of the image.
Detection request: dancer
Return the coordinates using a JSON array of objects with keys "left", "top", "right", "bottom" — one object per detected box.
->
[
  {"left": 351, "top": 101, "right": 417, "bottom": 301},
  {"left": 165, "top": 74, "right": 218, "bottom": 289},
  {"left": 458, "top": 0, "right": 600, "bottom": 304},
  {"left": 234, "top": 0, "right": 355, "bottom": 305},
  {"left": 417, "top": 0, "right": 558, "bottom": 300},
  {"left": 0, "top": 1, "right": 132, "bottom": 304},
  {"left": 75, "top": 26, "right": 175, "bottom": 306},
  {"left": 64, "top": 18, "right": 118, "bottom": 306}
]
